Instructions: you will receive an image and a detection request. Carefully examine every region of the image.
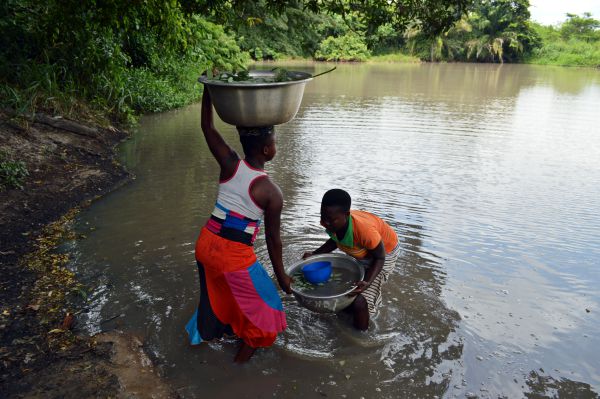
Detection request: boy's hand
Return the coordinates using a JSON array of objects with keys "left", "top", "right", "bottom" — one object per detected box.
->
[
  {"left": 350, "top": 280, "right": 370, "bottom": 296},
  {"left": 277, "top": 274, "right": 293, "bottom": 295},
  {"left": 302, "top": 251, "right": 314, "bottom": 259}
]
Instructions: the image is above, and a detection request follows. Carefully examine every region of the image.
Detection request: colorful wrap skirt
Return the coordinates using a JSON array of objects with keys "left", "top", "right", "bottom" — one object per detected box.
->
[{"left": 185, "top": 227, "right": 287, "bottom": 348}]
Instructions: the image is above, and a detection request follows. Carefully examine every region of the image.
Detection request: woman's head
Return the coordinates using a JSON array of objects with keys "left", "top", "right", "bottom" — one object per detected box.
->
[{"left": 237, "top": 126, "right": 276, "bottom": 161}]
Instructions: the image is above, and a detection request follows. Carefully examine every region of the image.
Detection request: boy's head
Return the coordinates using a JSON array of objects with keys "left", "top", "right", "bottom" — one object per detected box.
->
[
  {"left": 320, "top": 189, "right": 351, "bottom": 233},
  {"left": 237, "top": 126, "right": 276, "bottom": 161}
]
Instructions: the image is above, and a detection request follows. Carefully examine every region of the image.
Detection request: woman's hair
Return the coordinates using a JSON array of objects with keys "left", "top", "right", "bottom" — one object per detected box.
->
[
  {"left": 237, "top": 126, "right": 274, "bottom": 155},
  {"left": 322, "top": 189, "right": 351, "bottom": 212}
]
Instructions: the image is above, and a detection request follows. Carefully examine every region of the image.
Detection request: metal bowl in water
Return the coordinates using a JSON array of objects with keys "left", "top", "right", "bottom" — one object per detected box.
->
[
  {"left": 198, "top": 70, "right": 313, "bottom": 127},
  {"left": 287, "top": 253, "right": 364, "bottom": 314}
]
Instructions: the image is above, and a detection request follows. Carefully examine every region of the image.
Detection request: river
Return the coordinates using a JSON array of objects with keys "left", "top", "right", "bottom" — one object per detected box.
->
[{"left": 68, "top": 62, "right": 600, "bottom": 398}]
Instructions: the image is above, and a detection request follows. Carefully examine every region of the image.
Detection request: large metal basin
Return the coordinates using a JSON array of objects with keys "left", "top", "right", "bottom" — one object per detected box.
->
[
  {"left": 287, "top": 253, "right": 364, "bottom": 314},
  {"left": 198, "top": 70, "right": 312, "bottom": 127}
]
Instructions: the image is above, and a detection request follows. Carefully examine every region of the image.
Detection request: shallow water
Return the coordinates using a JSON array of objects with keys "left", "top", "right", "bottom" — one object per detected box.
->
[{"left": 68, "top": 62, "right": 600, "bottom": 398}]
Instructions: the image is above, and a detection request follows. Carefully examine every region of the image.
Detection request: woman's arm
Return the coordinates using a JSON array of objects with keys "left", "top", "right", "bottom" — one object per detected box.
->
[
  {"left": 258, "top": 179, "right": 292, "bottom": 294},
  {"left": 200, "top": 88, "right": 238, "bottom": 177}
]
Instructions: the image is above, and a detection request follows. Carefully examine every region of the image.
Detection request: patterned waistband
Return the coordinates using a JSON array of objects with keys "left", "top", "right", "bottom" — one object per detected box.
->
[{"left": 205, "top": 202, "right": 261, "bottom": 246}]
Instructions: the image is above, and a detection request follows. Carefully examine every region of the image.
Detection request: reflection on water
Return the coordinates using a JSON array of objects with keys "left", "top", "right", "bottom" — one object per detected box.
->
[{"left": 68, "top": 63, "right": 600, "bottom": 398}]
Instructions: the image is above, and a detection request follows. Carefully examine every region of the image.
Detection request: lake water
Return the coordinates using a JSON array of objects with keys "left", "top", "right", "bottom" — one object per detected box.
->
[{"left": 68, "top": 62, "right": 600, "bottom": 398}]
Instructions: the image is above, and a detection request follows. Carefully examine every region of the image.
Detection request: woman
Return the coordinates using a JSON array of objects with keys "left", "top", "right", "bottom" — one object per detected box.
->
[{"left": 185, "top": 88, "right": 292, "bottom": 363}]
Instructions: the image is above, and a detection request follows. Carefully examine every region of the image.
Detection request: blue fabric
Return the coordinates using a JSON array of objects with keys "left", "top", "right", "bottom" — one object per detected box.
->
[
  {"left": 185, "top": 309, "right": 203, "bottom": 345},
  {"left": 248, "top": 261, "right": 284, "bottom": 311},
  {"left": 223, "top": 214, "right": 250, "bottom": 230},
  {"left": 215, "top": 201, "right": 258, "bottom": 232},
  {"left": 215, "top": 202, "right": 228, "bottom": 213}
]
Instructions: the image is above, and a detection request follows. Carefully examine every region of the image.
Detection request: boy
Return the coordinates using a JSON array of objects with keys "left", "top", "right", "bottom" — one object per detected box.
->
[{"left": 303, "top": 189, "right": 400, "bottom": 330}]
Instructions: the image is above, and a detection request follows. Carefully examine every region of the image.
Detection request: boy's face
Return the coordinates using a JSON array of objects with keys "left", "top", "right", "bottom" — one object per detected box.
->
[{"left": 320, "top": 205, "right": 349, "bottom": 233}]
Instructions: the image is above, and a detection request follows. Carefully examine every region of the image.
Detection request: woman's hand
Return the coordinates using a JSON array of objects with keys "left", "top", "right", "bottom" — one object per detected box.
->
[
  {"left": 277, "top": 273, "right": 293, "bottom": 295},
  {"left": 302, "top": 251, "right": 314, "bottom": 260}
]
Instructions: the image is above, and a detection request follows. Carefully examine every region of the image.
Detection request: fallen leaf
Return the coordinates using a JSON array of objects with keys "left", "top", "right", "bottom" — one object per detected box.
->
[
  {"left": 49, "top": 328, "right": 64, "bottom": 334},
  {"left": 61, "top": 313, "right": 74, "bottom": 330},
  {"left": 27, "top": 304, "right": 40, "bottom": 311}
]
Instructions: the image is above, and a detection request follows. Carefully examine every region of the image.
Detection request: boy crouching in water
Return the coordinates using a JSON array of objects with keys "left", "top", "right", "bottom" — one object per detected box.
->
[{"left": 303, "top": 189, "right": 400, "bottom": 330}]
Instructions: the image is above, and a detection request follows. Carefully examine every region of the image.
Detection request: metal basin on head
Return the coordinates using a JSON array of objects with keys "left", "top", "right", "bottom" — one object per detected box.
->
[
  {"left": 287, "top": 253, "right": 364, "bottom": 314},
  {"left": 198, "top": 70, "right": 313, "bottom": 127}
]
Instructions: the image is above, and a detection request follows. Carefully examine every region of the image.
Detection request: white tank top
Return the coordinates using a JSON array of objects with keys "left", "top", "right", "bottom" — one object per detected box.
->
[{"left": 215, "top": 160, "right": 267, "bottom": 221}]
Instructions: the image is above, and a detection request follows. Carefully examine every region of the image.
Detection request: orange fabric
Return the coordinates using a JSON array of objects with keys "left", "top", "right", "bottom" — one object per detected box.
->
[
  {"left": 195, "top": 228, "right": 276, "bottom": 347},
  {"left": 337, "top": 210, "right": 399, "bottom": 259}
]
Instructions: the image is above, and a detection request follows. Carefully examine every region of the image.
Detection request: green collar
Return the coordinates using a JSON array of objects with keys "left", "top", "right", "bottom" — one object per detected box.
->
[{"left": 327, "top": 214, "right": 354, "bottom": 247}]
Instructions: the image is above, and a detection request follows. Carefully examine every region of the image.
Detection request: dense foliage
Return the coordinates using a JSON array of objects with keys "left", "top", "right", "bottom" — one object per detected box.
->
[
  {"left": 527, "top": 13, "right": 600, "bottom": 67},
  {"left": 215, "top": 0, "right": 328, "bottom": 60},
  {"left": 405, "top": 0, "right": 540, "bottom": 63},
  {"left": 0, "top": 0, "right": 248, "bottom": 121},
  {"left": 315, "top": 34, "right": 371, "bottom": 61}
]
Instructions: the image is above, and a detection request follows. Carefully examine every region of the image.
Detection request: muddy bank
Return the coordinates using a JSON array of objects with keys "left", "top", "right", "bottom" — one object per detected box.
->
[{"left": 0, "top": 112, "right": 177, "bottom": 398}]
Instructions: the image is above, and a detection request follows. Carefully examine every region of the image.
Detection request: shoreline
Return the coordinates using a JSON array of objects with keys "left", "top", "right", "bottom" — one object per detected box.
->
[{"left": 0, "top": 111, "right": 178, "bottom": 397}]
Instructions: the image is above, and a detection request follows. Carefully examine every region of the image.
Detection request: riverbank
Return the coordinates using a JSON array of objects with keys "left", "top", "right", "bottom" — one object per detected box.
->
[{"left": 0, "top": 111, "right": 177, "bottom": 397}]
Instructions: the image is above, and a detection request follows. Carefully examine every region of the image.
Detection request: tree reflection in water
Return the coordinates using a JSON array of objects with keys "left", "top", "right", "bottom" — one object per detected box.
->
[{"left": 525, "top": 371, "right": 599, "bottom": 399}]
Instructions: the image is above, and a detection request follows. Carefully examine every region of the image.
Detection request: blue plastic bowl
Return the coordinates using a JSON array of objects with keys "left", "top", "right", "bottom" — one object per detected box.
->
[{"left": 302, "top": 261, "right": 332, "bottom": 284}]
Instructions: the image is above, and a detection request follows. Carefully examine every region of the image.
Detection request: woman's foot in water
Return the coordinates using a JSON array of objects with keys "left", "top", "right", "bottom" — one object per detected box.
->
[{"left": 234, "top": 341, "right": 256, "bottom": 363}]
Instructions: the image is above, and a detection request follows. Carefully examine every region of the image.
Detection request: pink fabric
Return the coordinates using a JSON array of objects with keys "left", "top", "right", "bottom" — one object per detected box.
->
[
  {"left": 224, "top": 270, "right": 287, "bottom": 333},
  {"left": 228, "top": 209, "right": 246, "bottom": 219},
  {"left": 206, "top": 218, "right": 221, "bottom": 233}
]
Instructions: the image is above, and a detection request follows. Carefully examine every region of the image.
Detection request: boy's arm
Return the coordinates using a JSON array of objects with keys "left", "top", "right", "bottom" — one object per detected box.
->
[
  {"left": 201, "top": 88, "right": 238, "bottom": 176},
  {"left": 352, "top": 241, "right": 386, "bottom": 295},
  {"left": 259, "top": 180, "right": 292, "bottom": 294},
  {"left": 302, "top": 238, "right": 337, "bottom": 259}
]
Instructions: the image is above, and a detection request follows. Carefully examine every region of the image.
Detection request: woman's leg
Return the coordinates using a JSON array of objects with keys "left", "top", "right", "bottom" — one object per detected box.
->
[
  {"left": 196, "top": 261, "right": 233, "bottom": 340},
  {"left": 351, "top": 294, "right": 369, "bottom": 331},
  {"left": 234, "top": 341, "right": 257, "bottom": 363}
]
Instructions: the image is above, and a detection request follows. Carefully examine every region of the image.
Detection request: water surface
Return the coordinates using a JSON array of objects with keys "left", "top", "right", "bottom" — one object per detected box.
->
[{"left": 69, "top": 62, "right": 600, "bottom": 398}]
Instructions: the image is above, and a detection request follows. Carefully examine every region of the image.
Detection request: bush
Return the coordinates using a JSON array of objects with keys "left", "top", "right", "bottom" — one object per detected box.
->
[
  {"left": 369, "top": 52, "right": 421, "bottom": 63},
  {"left": 528, "top": 39, "right": 600, "bottom": 67},
  {"left": 0, "top": 151, "right": 29, "bottom": 191},
  {"left": 314, "top": 34, "right": 371, "bottom": 61},
  {"left": 0, "top": 2, "right": 249, "bottom": 122},
  {"left": 123, "top": 16, "right": 249, "bottom": 114}
]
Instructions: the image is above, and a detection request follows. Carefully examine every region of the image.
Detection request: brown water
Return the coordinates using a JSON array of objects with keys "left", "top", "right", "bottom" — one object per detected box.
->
[{"left": 68, "top": 62, "right": 600, "bottom": 398}]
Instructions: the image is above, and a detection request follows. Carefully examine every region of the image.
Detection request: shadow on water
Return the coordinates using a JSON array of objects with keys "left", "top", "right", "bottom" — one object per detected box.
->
[
  {"left": 67, "top": 62, "right": 600, "bottom": 398},
  {"left": 525, "top": 371, "right": 599, "bottom": 399}
]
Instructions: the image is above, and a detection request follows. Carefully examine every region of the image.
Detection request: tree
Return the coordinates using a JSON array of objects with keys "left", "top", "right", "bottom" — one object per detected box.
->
[
  {"left": 462, "top": 0, "right": 540, "bottom": 63},
  {"left": 560, "top": 12, "right": 600, "bottom": 42},
  {"left": 403, "top": 0, "right": 540, "bottom": 63},
  {"left": 185, "top": 0, "right": 473, "bottom": 37}
]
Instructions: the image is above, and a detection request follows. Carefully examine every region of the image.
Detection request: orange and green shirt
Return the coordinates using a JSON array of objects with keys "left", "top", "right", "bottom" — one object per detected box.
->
[{"left": 326, "top": 210, "right": 398, "bottom": 259}]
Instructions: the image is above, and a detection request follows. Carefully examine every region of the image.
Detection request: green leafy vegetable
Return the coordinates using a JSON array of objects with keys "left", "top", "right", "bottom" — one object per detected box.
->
[{"left": 205, "top": 68, "right": 300, "bottom": 84}]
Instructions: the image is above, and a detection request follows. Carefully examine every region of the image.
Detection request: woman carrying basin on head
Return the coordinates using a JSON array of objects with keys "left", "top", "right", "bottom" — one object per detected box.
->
[{"left": 185, "top": 88, "right": 292, "bottom": 363}]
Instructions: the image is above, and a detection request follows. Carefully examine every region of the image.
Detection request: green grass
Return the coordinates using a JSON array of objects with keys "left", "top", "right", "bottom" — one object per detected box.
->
[
  {"left": 526, "top": 39, "right": 600, "bottom": 68},
  {"left": 368, "top": 52, "right": 421, "bottom": 63}
]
